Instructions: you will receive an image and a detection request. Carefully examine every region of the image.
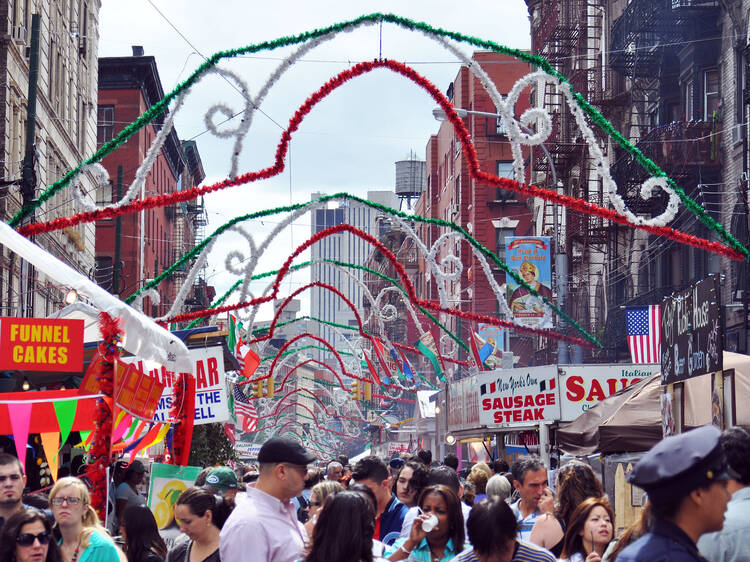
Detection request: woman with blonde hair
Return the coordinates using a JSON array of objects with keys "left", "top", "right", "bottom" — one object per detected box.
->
[
  {"left": 304, "top": 480, "right": 344, "bottom": 536},
  {"left": 50, "top": 476, "right": 121, "bottom": 562}
]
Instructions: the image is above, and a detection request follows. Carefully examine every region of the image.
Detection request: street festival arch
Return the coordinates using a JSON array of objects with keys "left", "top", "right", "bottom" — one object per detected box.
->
[{"left": 3, "top": 14, "right": 749, "bottom": 515}]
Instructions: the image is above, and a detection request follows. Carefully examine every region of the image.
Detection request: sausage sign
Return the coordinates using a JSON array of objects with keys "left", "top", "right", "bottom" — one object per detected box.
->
[
  {"left": 559, "top": 364, "right": 660, "bottom": 421},
  {"left": 478, "top": 366, "right": 560, "bottom": 427}
]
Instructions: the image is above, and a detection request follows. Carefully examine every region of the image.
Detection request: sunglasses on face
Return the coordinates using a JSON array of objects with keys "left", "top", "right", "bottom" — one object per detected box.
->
[
  {"left": 17, "top": 532, "right": 51, "bottom": 547},
  {"left": 308, "top": 501, "right": 321, "bottom": 507},
  {"left": 51, "top": 496, "right": 82, "bottom": 506}
]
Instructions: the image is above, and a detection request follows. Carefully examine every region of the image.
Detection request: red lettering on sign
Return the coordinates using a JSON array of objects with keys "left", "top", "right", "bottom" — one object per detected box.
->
[
  {"left": 207, "top": 358, "right": 219, "bottom": 386},
  {"left": 566, "top": 375, "right": 585, "bottom": 401}
]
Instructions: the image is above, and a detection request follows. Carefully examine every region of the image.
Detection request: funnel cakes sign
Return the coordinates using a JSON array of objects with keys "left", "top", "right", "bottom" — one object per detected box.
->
[{"left": 0, "top": 318, "right": 84, "bottom": 372}]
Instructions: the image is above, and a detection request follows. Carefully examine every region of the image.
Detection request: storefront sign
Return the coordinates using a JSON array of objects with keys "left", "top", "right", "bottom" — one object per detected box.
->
[
  {"left": 559, "top": 364, "right": 660, "bottom": 421},
  {"left": 122, "top": 346, "right": 229, "bottom": 425},
  {"left": 478, "top": 365, "right": 560, "bottom": 426},
  {"left": 0, "top": 318, "right": 84, "bottom": 372},
  {"left": 234, "top": 443, "right": 262, "bottom": 458},
  {"left": 660, "top": 276, "right": 722, "bottom": 384},
  {"left": 505, "top": 237, "right": 553, "bottom": 327}
]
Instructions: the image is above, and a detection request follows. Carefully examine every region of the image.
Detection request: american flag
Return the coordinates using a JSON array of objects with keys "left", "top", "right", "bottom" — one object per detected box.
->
[
  {"left": 233, "top": 385, "right": 259, "bottom": 433},
  {"left": 626, "top": 305, "right": 661, "bottom": 364}
]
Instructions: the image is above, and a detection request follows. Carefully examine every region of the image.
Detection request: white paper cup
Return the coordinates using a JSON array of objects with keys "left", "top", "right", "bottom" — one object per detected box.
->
[{"left": 421, "top": 514, "right": 439, "bottom": 532}]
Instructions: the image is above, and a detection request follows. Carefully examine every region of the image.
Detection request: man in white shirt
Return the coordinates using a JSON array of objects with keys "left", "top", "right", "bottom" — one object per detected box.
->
[
  {"left": 508, "top": 455, "right": 548, "bottom": 541},
  {"left": 220, "top": 437, "right": 317, "bottom": 562}
]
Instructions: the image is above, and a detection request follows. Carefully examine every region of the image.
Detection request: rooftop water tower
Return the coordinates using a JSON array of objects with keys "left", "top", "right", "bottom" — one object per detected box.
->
[{"left": 395, "top": 151, "right": 425, "bottom": 210}]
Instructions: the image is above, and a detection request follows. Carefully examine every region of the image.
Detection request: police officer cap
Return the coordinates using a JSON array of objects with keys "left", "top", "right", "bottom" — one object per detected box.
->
[
  {"left": 627, "top": 425, "right": 730, "bottom": 505},
  {"left": 258, "top": 437, "right": 316, "bottom": 465}
]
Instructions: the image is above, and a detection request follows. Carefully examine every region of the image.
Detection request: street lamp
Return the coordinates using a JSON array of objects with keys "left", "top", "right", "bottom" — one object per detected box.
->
[{"left": 431, "top": 106, "right": 570, "bottom": 365}]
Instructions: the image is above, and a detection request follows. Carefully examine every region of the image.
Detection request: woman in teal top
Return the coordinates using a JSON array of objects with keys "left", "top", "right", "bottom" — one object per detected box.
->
[
  {"left": 386, "top": 485, "right": 466, "bottom": 561},
  {"left": 50, "top": 476, "right": 121, "bottom": 562}
]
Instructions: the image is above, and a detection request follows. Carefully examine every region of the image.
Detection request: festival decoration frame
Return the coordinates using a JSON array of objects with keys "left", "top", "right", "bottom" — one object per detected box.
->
[{"left": 11, "top": 15, "right": 748, "bottom": 264}]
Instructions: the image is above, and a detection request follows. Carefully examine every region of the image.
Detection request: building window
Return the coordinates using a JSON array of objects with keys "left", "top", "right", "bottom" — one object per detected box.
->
[
  {"left": 704, "top": 69, "right": 719, "bottom": 120},
  {"left": 497, "top": 161, "right": 514, "bottom": 179},
  {"left": 96, "top": 179, "right": 112, "bottom": 205},
  {"left": 496, "top": 227, "right": 516, "bottom": 258},
  {"left": 97, "top": 105, "right": 114, "bottom": 145}
]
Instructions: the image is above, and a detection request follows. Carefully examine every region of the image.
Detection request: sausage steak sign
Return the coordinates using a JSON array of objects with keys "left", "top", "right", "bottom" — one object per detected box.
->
[
  {"left": 478, "top": 366, "right": 560, "bottom": 427},
  {"left": 559, "top": 364, "right": 660, "bottom": 421}
]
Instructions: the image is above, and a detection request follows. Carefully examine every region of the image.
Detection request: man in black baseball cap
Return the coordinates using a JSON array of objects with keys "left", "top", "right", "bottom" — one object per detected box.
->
[
  {"left": 220, "top": 437, "right": 317, "bottom": 562},
  {"left": 617, "top": 425, "right": 731, "bottom": 561}
]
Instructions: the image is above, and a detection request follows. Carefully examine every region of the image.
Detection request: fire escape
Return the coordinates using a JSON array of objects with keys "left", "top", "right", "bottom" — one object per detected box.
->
[
  {"left": 603, "top": 0, "right": 721, "bottom": 358},
  {"left": 528, "top": 0, "right": 607, "bottom": 361}
]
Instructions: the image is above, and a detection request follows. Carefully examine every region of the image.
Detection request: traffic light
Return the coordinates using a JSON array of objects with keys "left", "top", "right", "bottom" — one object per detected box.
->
[
  {"left": 351, "top": 380, "right": 362, "bottom": 401},
  {"left": 266, "top": 376, "right": 275, "bottom": 398},
  {"left": 364, "top": 382, "right": 372, "bottom": 401},
  {"left": 253, "top": 380, "right": 263, "bottom": 398}
]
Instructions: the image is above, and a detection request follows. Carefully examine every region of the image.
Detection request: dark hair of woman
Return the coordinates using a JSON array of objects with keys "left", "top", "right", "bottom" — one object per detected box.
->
[
  {"left": 418, "top": 484, "right": 465, "bottom": 553},
  {"left": 555, "top": 460, "right": 604, "bottom": 524},
  {"left": 302, "top": 490, "right": 375, "bottom": 562},
  {"left": 175, "top": 487, "right": 233, "bottom": 530},
  {"left": 560, "top": 497, "right": 614, "bottom": 559},
  {"left": 0, "top": 508, "right": 63, "bottom": 562},
  {"left": 121, "top": 504, "right": 167, "bottom": 562}
]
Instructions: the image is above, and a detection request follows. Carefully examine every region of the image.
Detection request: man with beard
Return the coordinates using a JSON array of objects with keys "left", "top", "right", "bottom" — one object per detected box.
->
[{"left": 0, "top": 453, "right": 27, "bottom": 528}]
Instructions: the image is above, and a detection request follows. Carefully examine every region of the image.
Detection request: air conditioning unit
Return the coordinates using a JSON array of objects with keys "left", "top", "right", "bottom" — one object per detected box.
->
[
  {"left": 11, "top": 26, "right": 27, "bottom": 45},
  {"left": 732, "top": 123, "right": 746, "bottom": 144}
]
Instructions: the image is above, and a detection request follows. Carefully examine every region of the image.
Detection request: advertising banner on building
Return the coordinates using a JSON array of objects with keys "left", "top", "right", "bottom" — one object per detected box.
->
[
  {"left": 0, "top": 318, "right": 84, "bottom": 372},
  {"left": 122, "top": 346, "right": 229, "bottom": 425},
  {"left": 477, "top": 323, "right": 504, "bottom": 369},
  {"left": 660, "top": 276, "right": 722, "bottom": 384},
  {"left": 505, "top": 237, "right": 553, "bottom": 327},
  {"left": 478, "top": 365, "right": 560, "bottom": 427},
  {"left": 559, "top": 364, "right": 660, "bottom": 421}
]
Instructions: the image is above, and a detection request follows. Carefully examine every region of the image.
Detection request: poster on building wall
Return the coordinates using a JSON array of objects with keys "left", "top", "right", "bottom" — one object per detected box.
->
[
  {"left": 559, "top": 364, "right": 660, "bottom": 421},
  {"left": 478, "top": 365, "right": 560, "bottom": 427},
  {"left": 660, "top": 275, "right": 722, "bottom": 384},
  {"left": 505, "top": 237, "right": 553, "bottom": 328},
  {"left": 477, "top": 323, "right": 504, "bottom": 369},
  {"left": 121, "top": 346, "right": 229, "bottom": 425}
]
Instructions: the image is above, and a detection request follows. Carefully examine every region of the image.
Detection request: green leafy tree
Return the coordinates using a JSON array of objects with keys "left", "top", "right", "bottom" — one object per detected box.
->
[{"left": 188, "top": 423, "right": 237, "bottom": 467}]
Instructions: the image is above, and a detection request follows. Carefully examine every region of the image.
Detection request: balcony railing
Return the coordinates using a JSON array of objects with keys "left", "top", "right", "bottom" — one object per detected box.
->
[{"left": 638, "top": 121, "right": 720, "bottom": 169}]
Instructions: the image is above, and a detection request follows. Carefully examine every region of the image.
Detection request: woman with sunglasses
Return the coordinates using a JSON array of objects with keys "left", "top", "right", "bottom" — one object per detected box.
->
[
  {"left": 49, "top": 476, "right": 121, "bottom": 562},
  {"left": 0, "top": 507, "right": 62, "bottom": 562},
  {"left": 303, "top": 480, "right": 343, "bottom": 537}
]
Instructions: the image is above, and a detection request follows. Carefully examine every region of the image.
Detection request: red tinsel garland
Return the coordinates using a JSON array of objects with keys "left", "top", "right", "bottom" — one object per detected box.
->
[
  {"left": 17, "top": 59, "right": 744, "bottom": 261},
  {"left": 170, "top": 228, "right": 595, "bottom": 347},
  {"left": 88, "top": 312, "right": 122, "bottom": 519},
  {"left": 170, "top": 373, "right": 195, "bottom": 466}
]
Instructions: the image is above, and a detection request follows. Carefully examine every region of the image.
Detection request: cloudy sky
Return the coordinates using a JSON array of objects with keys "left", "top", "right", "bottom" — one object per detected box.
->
[{"left": 98, "top": 1, "right": 531, "bottom": 320}]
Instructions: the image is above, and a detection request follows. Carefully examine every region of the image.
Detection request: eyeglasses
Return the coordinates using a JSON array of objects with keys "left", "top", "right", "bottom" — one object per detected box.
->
[
  {"left": 16, "top": 532, "right": 51, "bottom": 546},
  {"left": 51, "top": 496, "right": 82, "bottom": 506},
  {"left": 0, "top": 473, "right": 22, "bottom": 483}
]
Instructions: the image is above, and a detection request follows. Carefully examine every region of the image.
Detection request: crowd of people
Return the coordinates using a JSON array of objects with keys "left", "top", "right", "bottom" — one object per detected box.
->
[{"left": 0, "top": 423, "right": 748, "bottom": 561}]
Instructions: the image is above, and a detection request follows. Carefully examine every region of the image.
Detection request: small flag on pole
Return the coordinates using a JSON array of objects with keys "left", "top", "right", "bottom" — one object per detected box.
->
[{"left": 233, "top": 385, "right": 259, "bottom": 433}]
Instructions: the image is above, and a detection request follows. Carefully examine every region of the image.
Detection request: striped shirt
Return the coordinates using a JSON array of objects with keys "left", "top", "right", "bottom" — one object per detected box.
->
[
  {"left": 450, "top": 540, "right": 556, "bottom": 562},
  {"left": 509, "top": 500, "right": 542, "bottom": 542}
]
